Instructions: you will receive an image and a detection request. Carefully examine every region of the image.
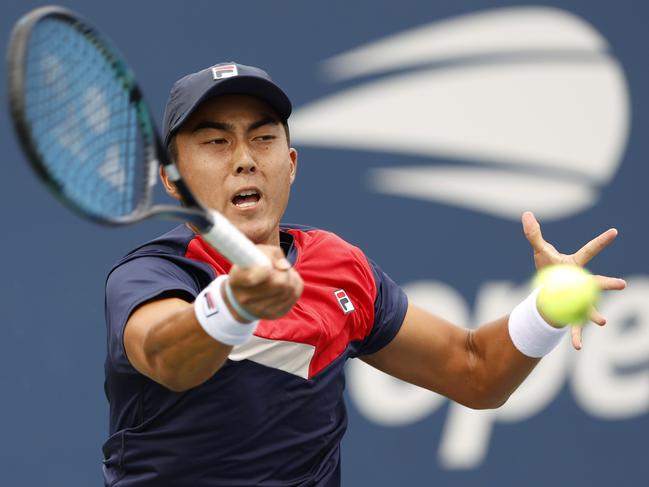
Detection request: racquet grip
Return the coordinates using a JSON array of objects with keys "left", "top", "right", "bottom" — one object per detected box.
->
[{"left": 201, "top": 210, "right": 271, "bottom": 267}]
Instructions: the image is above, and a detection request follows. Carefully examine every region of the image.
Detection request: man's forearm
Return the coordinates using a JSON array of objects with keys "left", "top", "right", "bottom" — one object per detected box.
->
[
  {"left": 468, "top": 317, "right": 542, "bottom": 408},
  {"left": 137, "top": 302, "right": 233, "bottom": 392}
]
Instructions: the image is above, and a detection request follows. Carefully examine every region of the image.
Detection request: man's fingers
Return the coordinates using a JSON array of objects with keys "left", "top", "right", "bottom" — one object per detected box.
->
[
  {"left": 247, "top": 296, "right": 298, "bottom": 319},
  {"left": 230, "top": 265, "right": 273, "bottom": 288},
  {"left": 230, "top": 246, "right": 294, "bottom": 289},
  {"left": 571, "top": 326, "right": 583, "bottom": 350},
  {"left": 522, "top": 211, "right": 546, "bottom": 252},
  {"left": 230, "top": 266, "right": 304, "bottom": 320},
  {"left": 241, "top": 270, "right": 302, "bottom": 304},
  {"left": 572, "top": 308, "right": 606, "bottom": 349},
  {"left": 590, "top": 307, "right": 606, "bottom": 326},
  {"left": 593, "top": 274, "right": 627, "bottom": 291},
  {"left": 228, "top": 243, "right": 304, "bottom": 320},
  {"left": 569, "top": 275, "right": 622, "bottom": 350},
  {"left": 253, "top": 244, "right": 292, "bottom": 271},
  {"left": 274, "top": 257, "right": 291, "bottom": 271},
  {"left": 573, "top": 228, "right": 618, "bottom": 266}
]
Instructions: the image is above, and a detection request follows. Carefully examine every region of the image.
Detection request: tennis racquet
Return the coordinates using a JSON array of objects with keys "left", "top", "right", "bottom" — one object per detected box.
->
[{"left": 7, "top": 5, "right": 270, "bottom": 267}]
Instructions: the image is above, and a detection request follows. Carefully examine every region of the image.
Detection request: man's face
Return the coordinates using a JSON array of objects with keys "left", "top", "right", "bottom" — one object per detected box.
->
[{"left": 171, "top": 94, "right": 297, "bottom": 246}]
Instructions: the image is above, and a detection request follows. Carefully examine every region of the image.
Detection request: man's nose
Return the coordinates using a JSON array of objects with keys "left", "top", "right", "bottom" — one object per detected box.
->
[{"left": 234, "top": 146, "right": 257, "bottom": 174}]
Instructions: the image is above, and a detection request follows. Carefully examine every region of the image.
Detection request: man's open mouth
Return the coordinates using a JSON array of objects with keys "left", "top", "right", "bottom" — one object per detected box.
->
[{"left": 232, "top": 189, "right": 261, "bottom": 208}]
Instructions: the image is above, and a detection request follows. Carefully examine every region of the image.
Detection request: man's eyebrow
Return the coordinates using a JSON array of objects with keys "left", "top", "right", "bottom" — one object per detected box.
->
[
  {"left": 191, "top": 121, "right": 233, "bottom": 133},
  {"left": 248, "top": 115, "right": 280, "bottom": 132},
  {"left": 190, "top": 116, "right": 279, "bottom": 134}
]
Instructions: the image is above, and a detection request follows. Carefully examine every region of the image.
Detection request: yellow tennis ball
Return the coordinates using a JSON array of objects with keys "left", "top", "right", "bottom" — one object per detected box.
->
[{"left": 534, "top": 264, "right": 600, "bottom": 326}]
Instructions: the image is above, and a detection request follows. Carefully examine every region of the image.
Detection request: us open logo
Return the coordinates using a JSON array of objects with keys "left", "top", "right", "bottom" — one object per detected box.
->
[
  {"left": 334, "top": 289, "right": 355, "bottom": 314},
  {"left": 291, "top": 6, "right": 630, "bottom": 222}
]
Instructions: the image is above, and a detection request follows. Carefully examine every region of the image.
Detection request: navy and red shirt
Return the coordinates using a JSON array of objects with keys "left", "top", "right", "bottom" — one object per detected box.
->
[{"left": 103, "top": 224, "right": 408, "bottom": 486}]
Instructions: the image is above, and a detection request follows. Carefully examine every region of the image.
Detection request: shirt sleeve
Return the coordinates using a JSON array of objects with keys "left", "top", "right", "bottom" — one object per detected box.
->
[
  {"left": 104, "top": 255, "right": 205, "bottom": 373},
  {"left": 353, "top": 259, "right": 409, "bottom": 357}
]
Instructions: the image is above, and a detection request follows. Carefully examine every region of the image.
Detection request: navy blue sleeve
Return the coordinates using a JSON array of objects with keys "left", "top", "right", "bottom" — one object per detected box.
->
[
  {"left": 105, "top": 256, "right": 205, "bottom": 373},
  {"left": 354, "top": 259, "right": 409, "bottom": 357}
]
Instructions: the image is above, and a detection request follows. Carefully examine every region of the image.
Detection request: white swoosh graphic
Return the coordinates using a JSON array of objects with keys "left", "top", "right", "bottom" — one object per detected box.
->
[
  {"left": 291, "top": 7, "right": 630, "bottom": 221},
  {"left": 370, "top": 166, "right": 597, "bottom": 221},
  {"left": 323, "top": 6, "right": 607, "bottom": 81}
]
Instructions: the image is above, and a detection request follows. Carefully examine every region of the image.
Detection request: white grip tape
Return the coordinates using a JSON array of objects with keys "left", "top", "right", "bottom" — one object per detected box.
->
[
  {"left": 201, "top": 210, "right": 270, "bottom": 268},
  {"left": 508, "top": 288, "right": 568, "bottom": 358},
  {"left": 194, "top": 275, "right": 259, "bottom": 346}
]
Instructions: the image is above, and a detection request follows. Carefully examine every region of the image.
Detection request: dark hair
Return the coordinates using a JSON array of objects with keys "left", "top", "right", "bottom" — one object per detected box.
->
[
  {"left": 166, "top": 120, "right": 290, "bottom": 164},
  {"left": 282, "top": 120, "right": 291, "bottom": 146}
]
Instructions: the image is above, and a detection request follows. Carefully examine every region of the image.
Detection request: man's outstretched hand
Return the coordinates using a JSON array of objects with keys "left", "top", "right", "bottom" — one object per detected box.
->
[{"left": 522, "top": 211, "right": 626, "bottom": 350}]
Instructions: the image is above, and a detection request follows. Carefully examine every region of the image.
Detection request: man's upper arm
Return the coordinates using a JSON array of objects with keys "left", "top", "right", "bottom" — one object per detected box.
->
[
  {"left": 105, "top": 256, "right": 201, "bottom": 373},
  {"left": 361, "top": 303, "right": 472, "bottom": 397},
  {"left": 352, "top": 257, "right": 409, "bottom": 356},
  {"left": 354, "top": 256, "right": 468, "bottom": 395},
  {"left": 123, "top": 297, "right": 192, "bottom": 380}
]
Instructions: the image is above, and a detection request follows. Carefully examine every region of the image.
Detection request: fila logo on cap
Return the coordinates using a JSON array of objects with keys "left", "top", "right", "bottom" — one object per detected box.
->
[
  {"left": 212, "top": 64, "right": 239, "bottom": 80},
  {"left": 334, "top": 289, "right": 355, "bottom": 314},
  {"left": 202, "top": 290, "right": 220, "bottom": 317}
]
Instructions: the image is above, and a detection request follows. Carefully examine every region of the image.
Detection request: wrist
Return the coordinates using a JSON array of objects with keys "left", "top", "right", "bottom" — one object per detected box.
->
[
  {"left": 193, "top": 275, "right": 259, "bottom": 346},
  {"left": 508, "top": 288, "right": 568, "bottom": 358}
]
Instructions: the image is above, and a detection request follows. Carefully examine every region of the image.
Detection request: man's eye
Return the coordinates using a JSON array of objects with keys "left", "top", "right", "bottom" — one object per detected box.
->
[
  {"left": 206, "top": 138, "right": 226, "bottom": 145},
  {"left": 255, "top": 135, "right": 276, "bottom": 142}
]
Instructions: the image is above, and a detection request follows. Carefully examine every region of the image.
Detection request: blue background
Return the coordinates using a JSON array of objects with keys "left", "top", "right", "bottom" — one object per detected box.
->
[{"left": 1, "top": 1, "right": 647, "bottom": 485}]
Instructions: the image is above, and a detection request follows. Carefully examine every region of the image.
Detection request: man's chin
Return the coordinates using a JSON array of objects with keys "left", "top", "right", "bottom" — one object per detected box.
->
[{"left": 234, "top": 219, "right": 277, "bottom": 246}]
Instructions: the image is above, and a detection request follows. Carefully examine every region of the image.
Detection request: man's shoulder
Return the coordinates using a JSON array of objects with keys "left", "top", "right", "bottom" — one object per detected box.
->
[
  {"left": 114, "top": 225, "right": 195, "bottom": 263},
  {"left": 106, "top": 225, "right": 209, "bottom": 278}
]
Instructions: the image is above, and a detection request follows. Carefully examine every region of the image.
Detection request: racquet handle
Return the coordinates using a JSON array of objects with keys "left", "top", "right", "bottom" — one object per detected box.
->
[{"left": 201, "top": 210, "right": 271, "bottom": 268}]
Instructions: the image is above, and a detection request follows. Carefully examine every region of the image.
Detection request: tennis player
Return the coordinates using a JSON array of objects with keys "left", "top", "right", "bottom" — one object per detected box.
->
[{"left": 102, "top": 62, "right": 626, "bottom": 486}]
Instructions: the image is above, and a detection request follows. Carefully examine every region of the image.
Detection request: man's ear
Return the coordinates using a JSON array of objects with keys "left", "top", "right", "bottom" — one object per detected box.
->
[
  {"left": 159, "top": 166, "right": 181, "bottom": 201},
  {"left": 289, "top": 148, "right": 298, "bottom": 184}
]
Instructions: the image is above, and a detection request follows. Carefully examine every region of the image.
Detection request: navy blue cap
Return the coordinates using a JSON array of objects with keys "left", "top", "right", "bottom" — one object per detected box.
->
[{"left": 162, "top": 62, "right": 292, "bottom": 146}]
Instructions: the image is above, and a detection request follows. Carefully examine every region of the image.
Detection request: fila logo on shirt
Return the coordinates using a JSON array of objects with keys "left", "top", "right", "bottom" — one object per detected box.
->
[
  {"left": 212, "top": 64, "right": 238, "bottom": 80},
  {"left": 334, "top": 289, "right": 355, "bottom": 314},
  {"left": 202, "top": 290, "right": 220, "bottom": 317}
]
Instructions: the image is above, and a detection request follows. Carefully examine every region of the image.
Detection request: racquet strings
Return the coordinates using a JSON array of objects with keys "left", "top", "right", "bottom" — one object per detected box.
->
[{"left": 21, "top": 17, "right": 145, "bottom": 219}]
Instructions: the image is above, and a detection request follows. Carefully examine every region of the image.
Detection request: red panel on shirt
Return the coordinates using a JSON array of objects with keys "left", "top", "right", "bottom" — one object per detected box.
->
[{"left": 184, "top": 228, "right": 377, "bottom": 378}]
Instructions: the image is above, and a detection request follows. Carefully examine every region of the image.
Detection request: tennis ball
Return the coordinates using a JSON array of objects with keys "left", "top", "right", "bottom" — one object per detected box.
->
[{"left": 534, "top": 264, "right": 600, "bottom": 327}]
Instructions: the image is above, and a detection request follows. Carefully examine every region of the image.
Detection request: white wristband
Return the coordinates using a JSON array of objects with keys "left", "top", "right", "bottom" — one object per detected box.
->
[
  {"left": 194, "top": 275, "right": 259, "bottom": 346},
  {"left": 508, "top": 288, "right": 568, "bottom": 358}
]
